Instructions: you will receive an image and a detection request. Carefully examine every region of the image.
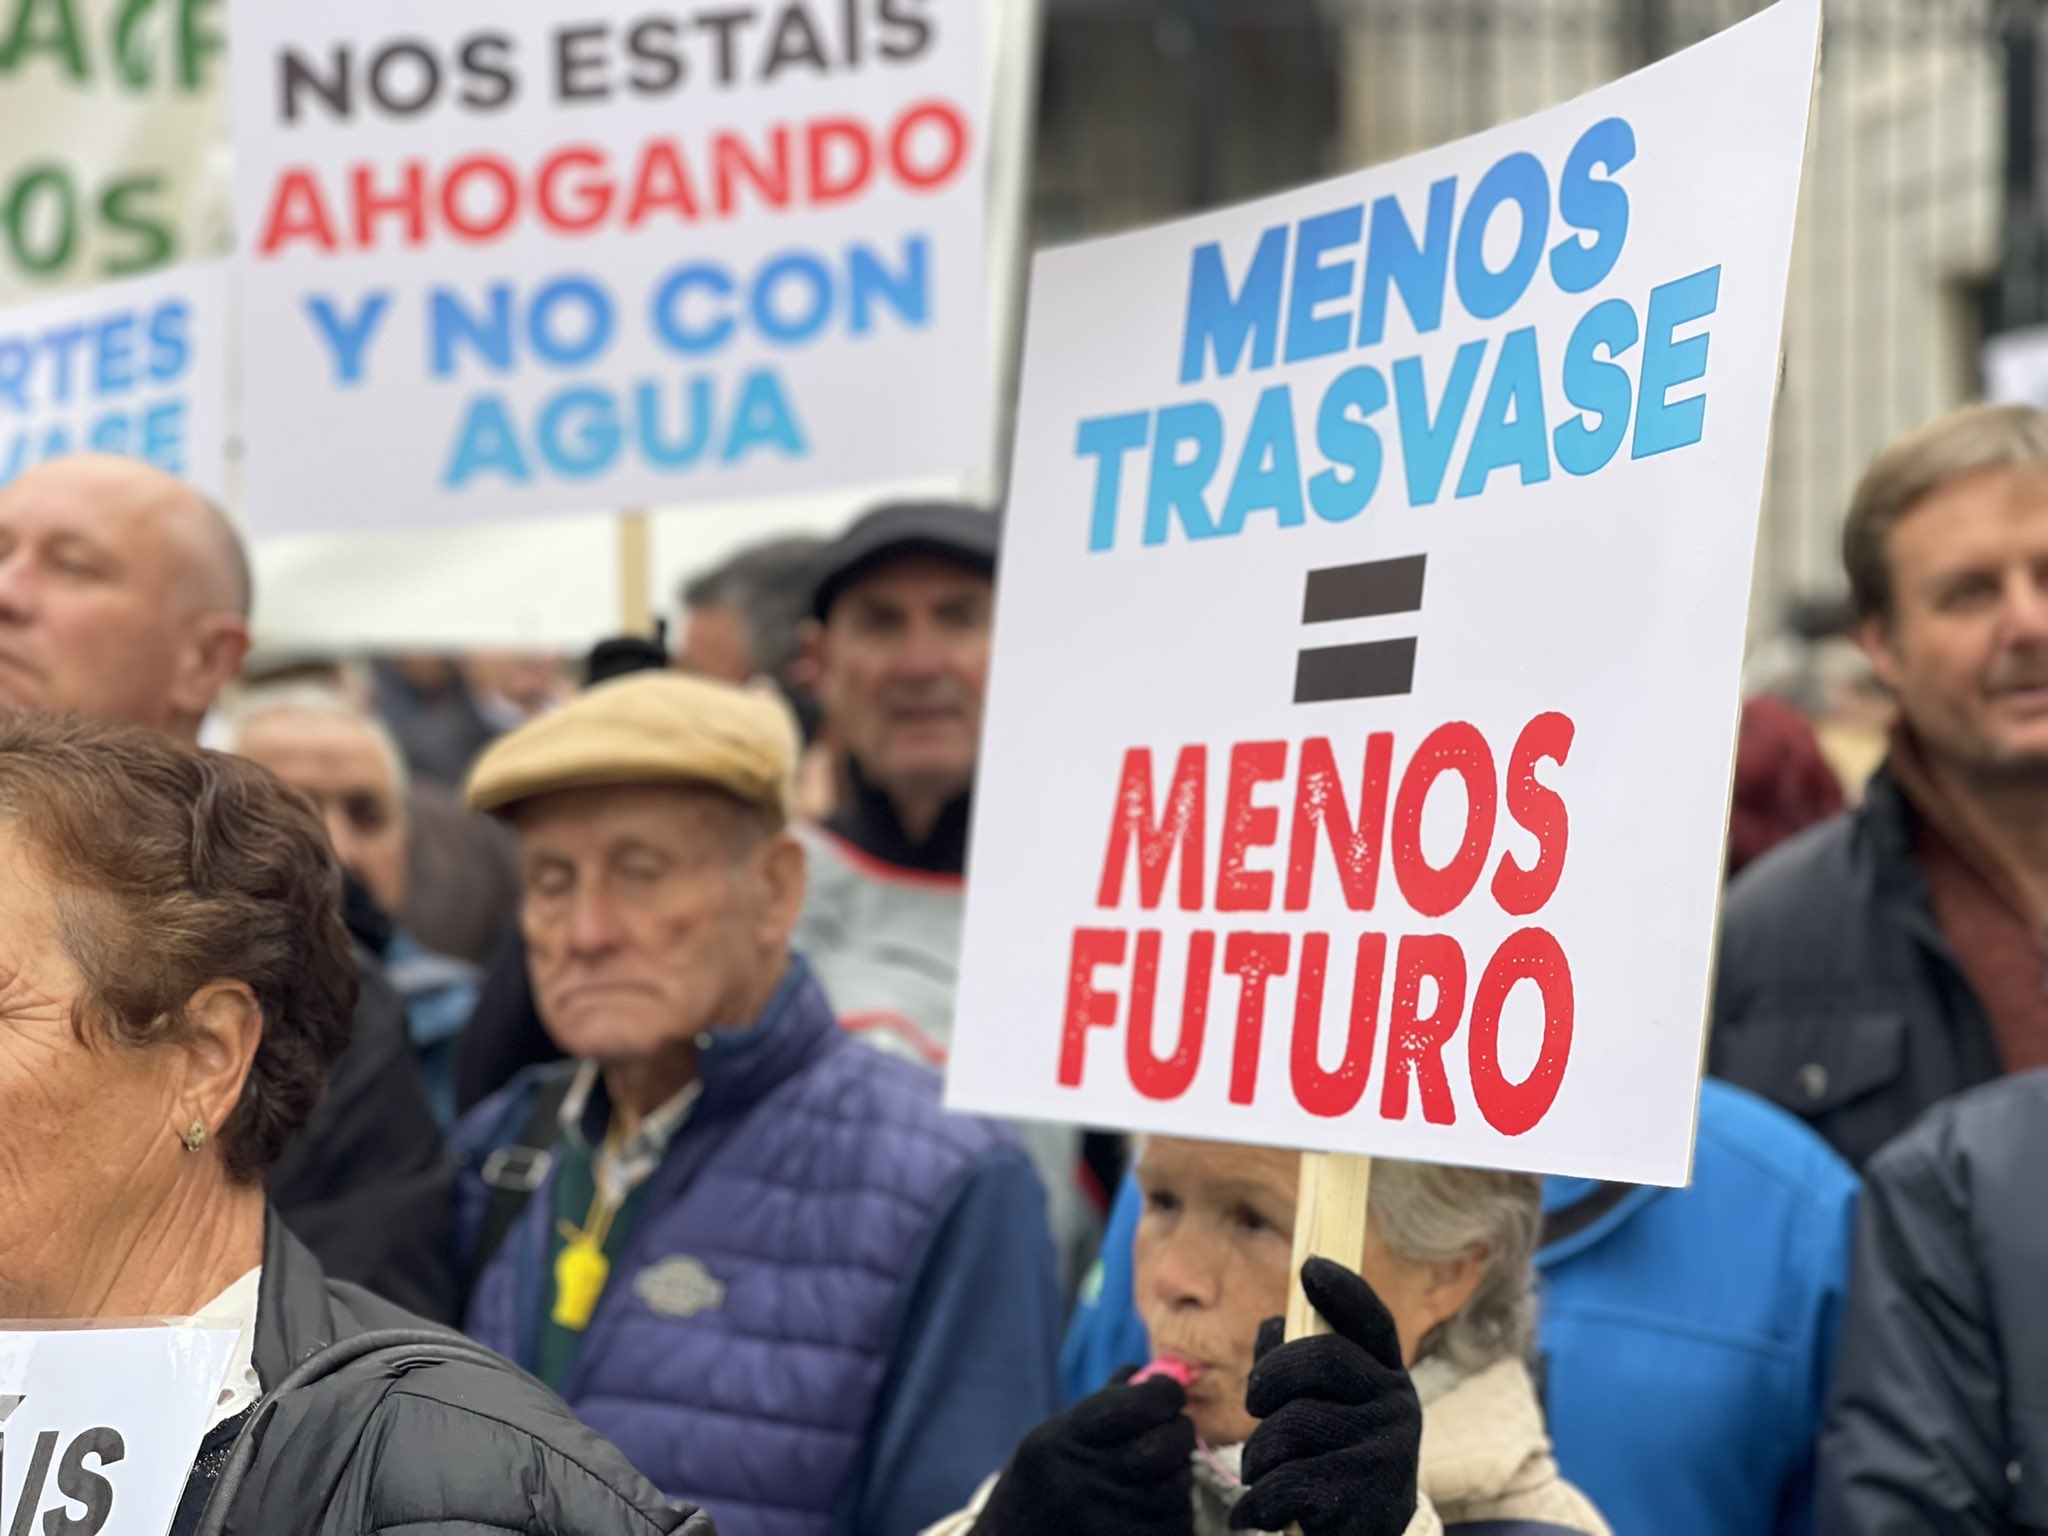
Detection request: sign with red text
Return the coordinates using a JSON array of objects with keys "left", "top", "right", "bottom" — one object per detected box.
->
[
  {"left": 946, "top": 0, "right": 1819, "bottom": 1186},
  {"left": 0, "top": 260, "right": 229, "bottom": 500},
  {"left": 0, "top": 1325, "right": 236, "bottom": 1536},
  {"left": 229, "top": 0, "right": 991, "bottom": 536}
]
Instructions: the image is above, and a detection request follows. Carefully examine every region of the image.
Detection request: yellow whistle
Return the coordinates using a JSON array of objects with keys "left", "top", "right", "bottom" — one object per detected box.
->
[{"left": 552, "top": 1239, "right": 610, "bottom": 1331}]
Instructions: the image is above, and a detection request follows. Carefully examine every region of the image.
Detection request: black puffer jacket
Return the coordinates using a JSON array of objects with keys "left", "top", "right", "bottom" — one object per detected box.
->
[
  {"left": 1816, "top": 1070, "right": 2048, "bottom": 1536},
  {"left": 269, "top": 930, "right": 457, "bottom": 1321},
  {"left": 194, "top": 1215, "right": 703, "bottom": 1536},
  {"left": 1709, "top": 765, "right": 2004, "bottom": 1170}
]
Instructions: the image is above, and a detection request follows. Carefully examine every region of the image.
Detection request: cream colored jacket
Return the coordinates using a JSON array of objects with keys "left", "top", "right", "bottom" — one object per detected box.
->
[{"left": 922, "top": 1354, "right": 1608, "bottom": 1536}]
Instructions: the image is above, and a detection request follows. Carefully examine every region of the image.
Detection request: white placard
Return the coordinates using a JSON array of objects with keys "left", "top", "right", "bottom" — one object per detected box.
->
[
  {"left": 0, "top": 260, "right": 229, "bottom": 501},
  {"left": 1983, "top": 323, "right": 2048, "bottom": 408},
  {"left": 0, "top": 1325, "right": 237, "bottom": 1536},
  {"left": 230, "top": 0, "right": 993, "bottom": 538},
  {"left": 945, "top": 0, "right": 1820, "bottom": 1187}
]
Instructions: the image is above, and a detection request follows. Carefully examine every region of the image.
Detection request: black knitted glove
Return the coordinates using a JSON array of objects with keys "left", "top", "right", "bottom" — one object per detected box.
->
[
  {"left": 1228, "top": 1257, "right": 1423, "bottom": 1536},
  {"left": 970, "top": 1375, "right": 1196, "bottom": 1536}
]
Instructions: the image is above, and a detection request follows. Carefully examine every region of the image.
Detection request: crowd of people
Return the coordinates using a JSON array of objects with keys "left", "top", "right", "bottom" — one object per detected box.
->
[{"left": 0, "top": 401, "right": 2044, "bottom": 1535}]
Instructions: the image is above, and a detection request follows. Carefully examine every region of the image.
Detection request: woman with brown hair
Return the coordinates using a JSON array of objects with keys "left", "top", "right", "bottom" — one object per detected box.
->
[{"left": 0, "top": 710, "right": 704, "bottom": 1536}]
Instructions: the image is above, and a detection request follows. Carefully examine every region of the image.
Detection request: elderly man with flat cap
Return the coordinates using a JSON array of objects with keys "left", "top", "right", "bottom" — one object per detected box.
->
[
  {"left": 0, "top": 453, "right": 455, "bottom": 1319},
  {"left": 451, "top": 670, "right": 1061, "bottom": 1536}
]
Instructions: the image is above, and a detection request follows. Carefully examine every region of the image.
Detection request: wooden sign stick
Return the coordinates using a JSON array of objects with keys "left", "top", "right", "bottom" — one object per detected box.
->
[
  {"left": 617, "top": 509, "right": 654, "bottom": 638},
  {"left": 1286, "top": 1150, "right": 1375, "bottom": 1339}
]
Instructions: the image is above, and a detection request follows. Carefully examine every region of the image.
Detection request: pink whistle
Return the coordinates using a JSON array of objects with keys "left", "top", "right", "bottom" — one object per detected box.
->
[
  {"left": 1132, "top": 1357, "right": 1197, "bottom": 1388},
  {"left": 1132, "top": 1357, "right": 1241, "bottom": 1487}
]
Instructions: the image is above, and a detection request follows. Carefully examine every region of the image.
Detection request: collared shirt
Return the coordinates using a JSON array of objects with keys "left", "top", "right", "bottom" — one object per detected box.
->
[
  {"left": 189, "top": 1266, "right": 263, "bottom": 1433},
  {"left": 535, "top": 1063, "right": 703, "bottom": 1391},
  {"left": 556, "top": 1060, "right": 703, "bottom": 1205}
]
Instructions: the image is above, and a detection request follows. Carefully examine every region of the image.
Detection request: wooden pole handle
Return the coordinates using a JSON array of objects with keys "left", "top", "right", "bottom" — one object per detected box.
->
[
  {"left": 617, "top": 510, "right": 653, "bottom": 638},
  {"left": 1286, "top": 1150, "right": 1374, "bottom": 1339}
]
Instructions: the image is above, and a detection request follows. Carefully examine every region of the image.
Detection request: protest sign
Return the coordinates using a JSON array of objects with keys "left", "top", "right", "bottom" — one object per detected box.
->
[
  {"left": 0, "top": 1325, "right": 235, "bottom": 1536},
  {"left": 230, "top": 0, "right": 994, "bottom": 539},
  {"left": 0, "top": 260, "right": 229, "bottom": 500},
  {"left": 946, "top": 0, "right": 1820, "bottom": 1188},
  {"left": 0, "top": 0, "right": 230, "bottom": 304},
  {"left": 241, "top": 0, "right": 1038, "bottom": 655}
]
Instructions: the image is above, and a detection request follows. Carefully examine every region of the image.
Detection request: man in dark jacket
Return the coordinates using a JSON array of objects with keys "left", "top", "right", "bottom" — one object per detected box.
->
[
  {"left": 1816, "top": 1069, "right": 2048, "bottom": 1535},
  {"left": 185, "top": 1216, "right": 700, "bottom": 1536},
  {"left": 791, "top": 501, "right": 997, "bottom": 1060},
  {"left": 0, "top": 452, "right": 456, "bottom": 1317},
  {"left": 794, "top": 503, "right": 1101, "bottom": 1290},
  {"left": 452, "top": 669, "right": 1061, "bottom": 1536},
  {"left": 1713, "top": 403, "right": 2048, "bottom": 1168}
]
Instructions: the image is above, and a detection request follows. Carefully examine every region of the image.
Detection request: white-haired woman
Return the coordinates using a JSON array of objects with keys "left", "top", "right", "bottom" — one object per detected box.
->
[{"left": 928, "top": 1137, "right": 1607, "bottom": 1536}]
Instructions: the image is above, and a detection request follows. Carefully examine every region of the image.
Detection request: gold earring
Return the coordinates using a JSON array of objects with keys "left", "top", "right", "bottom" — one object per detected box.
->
[{"left": 182, "top": 1118, "right": 208, "bottom": 1153}]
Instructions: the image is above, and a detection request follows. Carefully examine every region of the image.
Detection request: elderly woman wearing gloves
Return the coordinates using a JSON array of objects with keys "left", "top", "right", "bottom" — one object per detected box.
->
[{"left": 929, "top": 1138, "right": 1607, "bottom": 1536}]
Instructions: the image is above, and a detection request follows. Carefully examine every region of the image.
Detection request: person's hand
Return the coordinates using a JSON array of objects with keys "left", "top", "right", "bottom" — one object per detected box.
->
[
  {"left": 1229, "top": 1257, "right": 1423, "bottom": 1536},
  {"left": 969, "top": 1375, "right": 1196, "bottom": 1536}
]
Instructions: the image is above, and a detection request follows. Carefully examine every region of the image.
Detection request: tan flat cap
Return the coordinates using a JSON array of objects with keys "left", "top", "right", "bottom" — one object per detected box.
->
[{"left": 466, "top": 670, "right": 795, "bottom": 819}]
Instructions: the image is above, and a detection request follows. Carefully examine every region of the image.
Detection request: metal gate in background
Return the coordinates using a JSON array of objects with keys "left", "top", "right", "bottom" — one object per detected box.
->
[{"left": 1030, "top": 0, "right": 2012, "bottom": 635}]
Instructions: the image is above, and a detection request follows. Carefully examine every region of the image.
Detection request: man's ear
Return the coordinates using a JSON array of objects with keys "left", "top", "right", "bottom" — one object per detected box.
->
[
  {"left": 1857, "top": 612, "right": 1903, "bottom": 696},
  {"left": 172, "top": 979, "right": 264, "bottom": 1153},
  {"left": 751, "top": 831, "right": 808, "bottom": 950},
  {"left": 799, "top": 619, "right": 833, "bottom": 703},
  {"left": 172, "top": 615, "right": 252, "bottom": 723}
]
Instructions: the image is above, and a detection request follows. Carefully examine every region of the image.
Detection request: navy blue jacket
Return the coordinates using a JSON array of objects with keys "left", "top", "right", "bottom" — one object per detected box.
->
[
  {"left": 1712, "top": 767, "right": 2004, "bottom": 1170},
  {"left": 1818, "top": 1069, "right": 2048, "bottom": 1535},
  {"left": 454, "top": 961, "right": 1062, "bottom": 1536}
]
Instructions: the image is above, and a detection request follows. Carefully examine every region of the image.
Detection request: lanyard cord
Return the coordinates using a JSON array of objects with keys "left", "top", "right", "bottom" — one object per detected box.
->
[{"left": 558, "top": 1120, "right": 631, "bottom": 1251}]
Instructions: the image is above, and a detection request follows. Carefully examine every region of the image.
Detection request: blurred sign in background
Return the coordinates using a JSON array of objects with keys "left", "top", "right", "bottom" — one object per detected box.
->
[{"left": 3, "top": 0, "right": 2041, "bottom": 656}]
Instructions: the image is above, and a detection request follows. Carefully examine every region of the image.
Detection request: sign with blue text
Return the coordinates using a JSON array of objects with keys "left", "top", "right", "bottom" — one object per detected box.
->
[
  {"left": 0, "top": 260, "right": 228, "bottom": 499},
  {"left": 230, "top": 0, "right": 991, "bottom": 536},
  {"left": 947, "top": 0, "right": 1819, "bottom": 1187}
]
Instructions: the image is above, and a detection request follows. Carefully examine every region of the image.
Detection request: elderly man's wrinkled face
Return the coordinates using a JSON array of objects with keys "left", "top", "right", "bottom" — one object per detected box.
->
[
  {"left": 515, "top": 784, "right": 802, "bottom": 1065},
  {"left": 1133, "top": 1139, "right": 1457, "bottom": 1447},
  {"left": 1865, "top": 466, "right": 2048, "bottom": 778},
  {"left": 236, "top": 711, "right": 409, "bottom": 920},
  {"left": 0, "top": 456, "right": 248, "bottom": 740},
  {"left": 0, "top": 823, "right": 182, "bottom": 1317},
  {"left": 817, "top": 556, "right": 991, "bottom": 806}
]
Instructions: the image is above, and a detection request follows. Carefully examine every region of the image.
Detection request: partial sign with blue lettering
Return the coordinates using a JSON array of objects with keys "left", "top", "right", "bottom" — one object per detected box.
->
[
  {"left": 947, "top": 0, "right": 1820, "bottom": 1188},
  {"left": 229, "top": 0, "right": 992, "bottom": 537},
  {"left": 0, "top": 261, "right": 228, "bottom": 501}
]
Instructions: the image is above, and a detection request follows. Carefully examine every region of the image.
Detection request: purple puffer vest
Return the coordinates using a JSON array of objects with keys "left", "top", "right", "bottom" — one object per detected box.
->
[{"left": 457, "top": 961, "right": 1009, "bottom": 1536}]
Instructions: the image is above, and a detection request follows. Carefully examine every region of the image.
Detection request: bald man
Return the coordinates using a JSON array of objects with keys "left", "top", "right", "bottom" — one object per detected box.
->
[
  {"left": 0, "top": 454, "right": 458, "bottom": 1321},
  {"left": 0, "top": 455, "right": 251, "bottom": 736}
]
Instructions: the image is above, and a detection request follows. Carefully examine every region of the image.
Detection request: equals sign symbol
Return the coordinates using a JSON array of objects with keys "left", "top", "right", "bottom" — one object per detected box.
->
[{"left": 1293, "top": 554, "right": 1428, "bottom": 704}]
